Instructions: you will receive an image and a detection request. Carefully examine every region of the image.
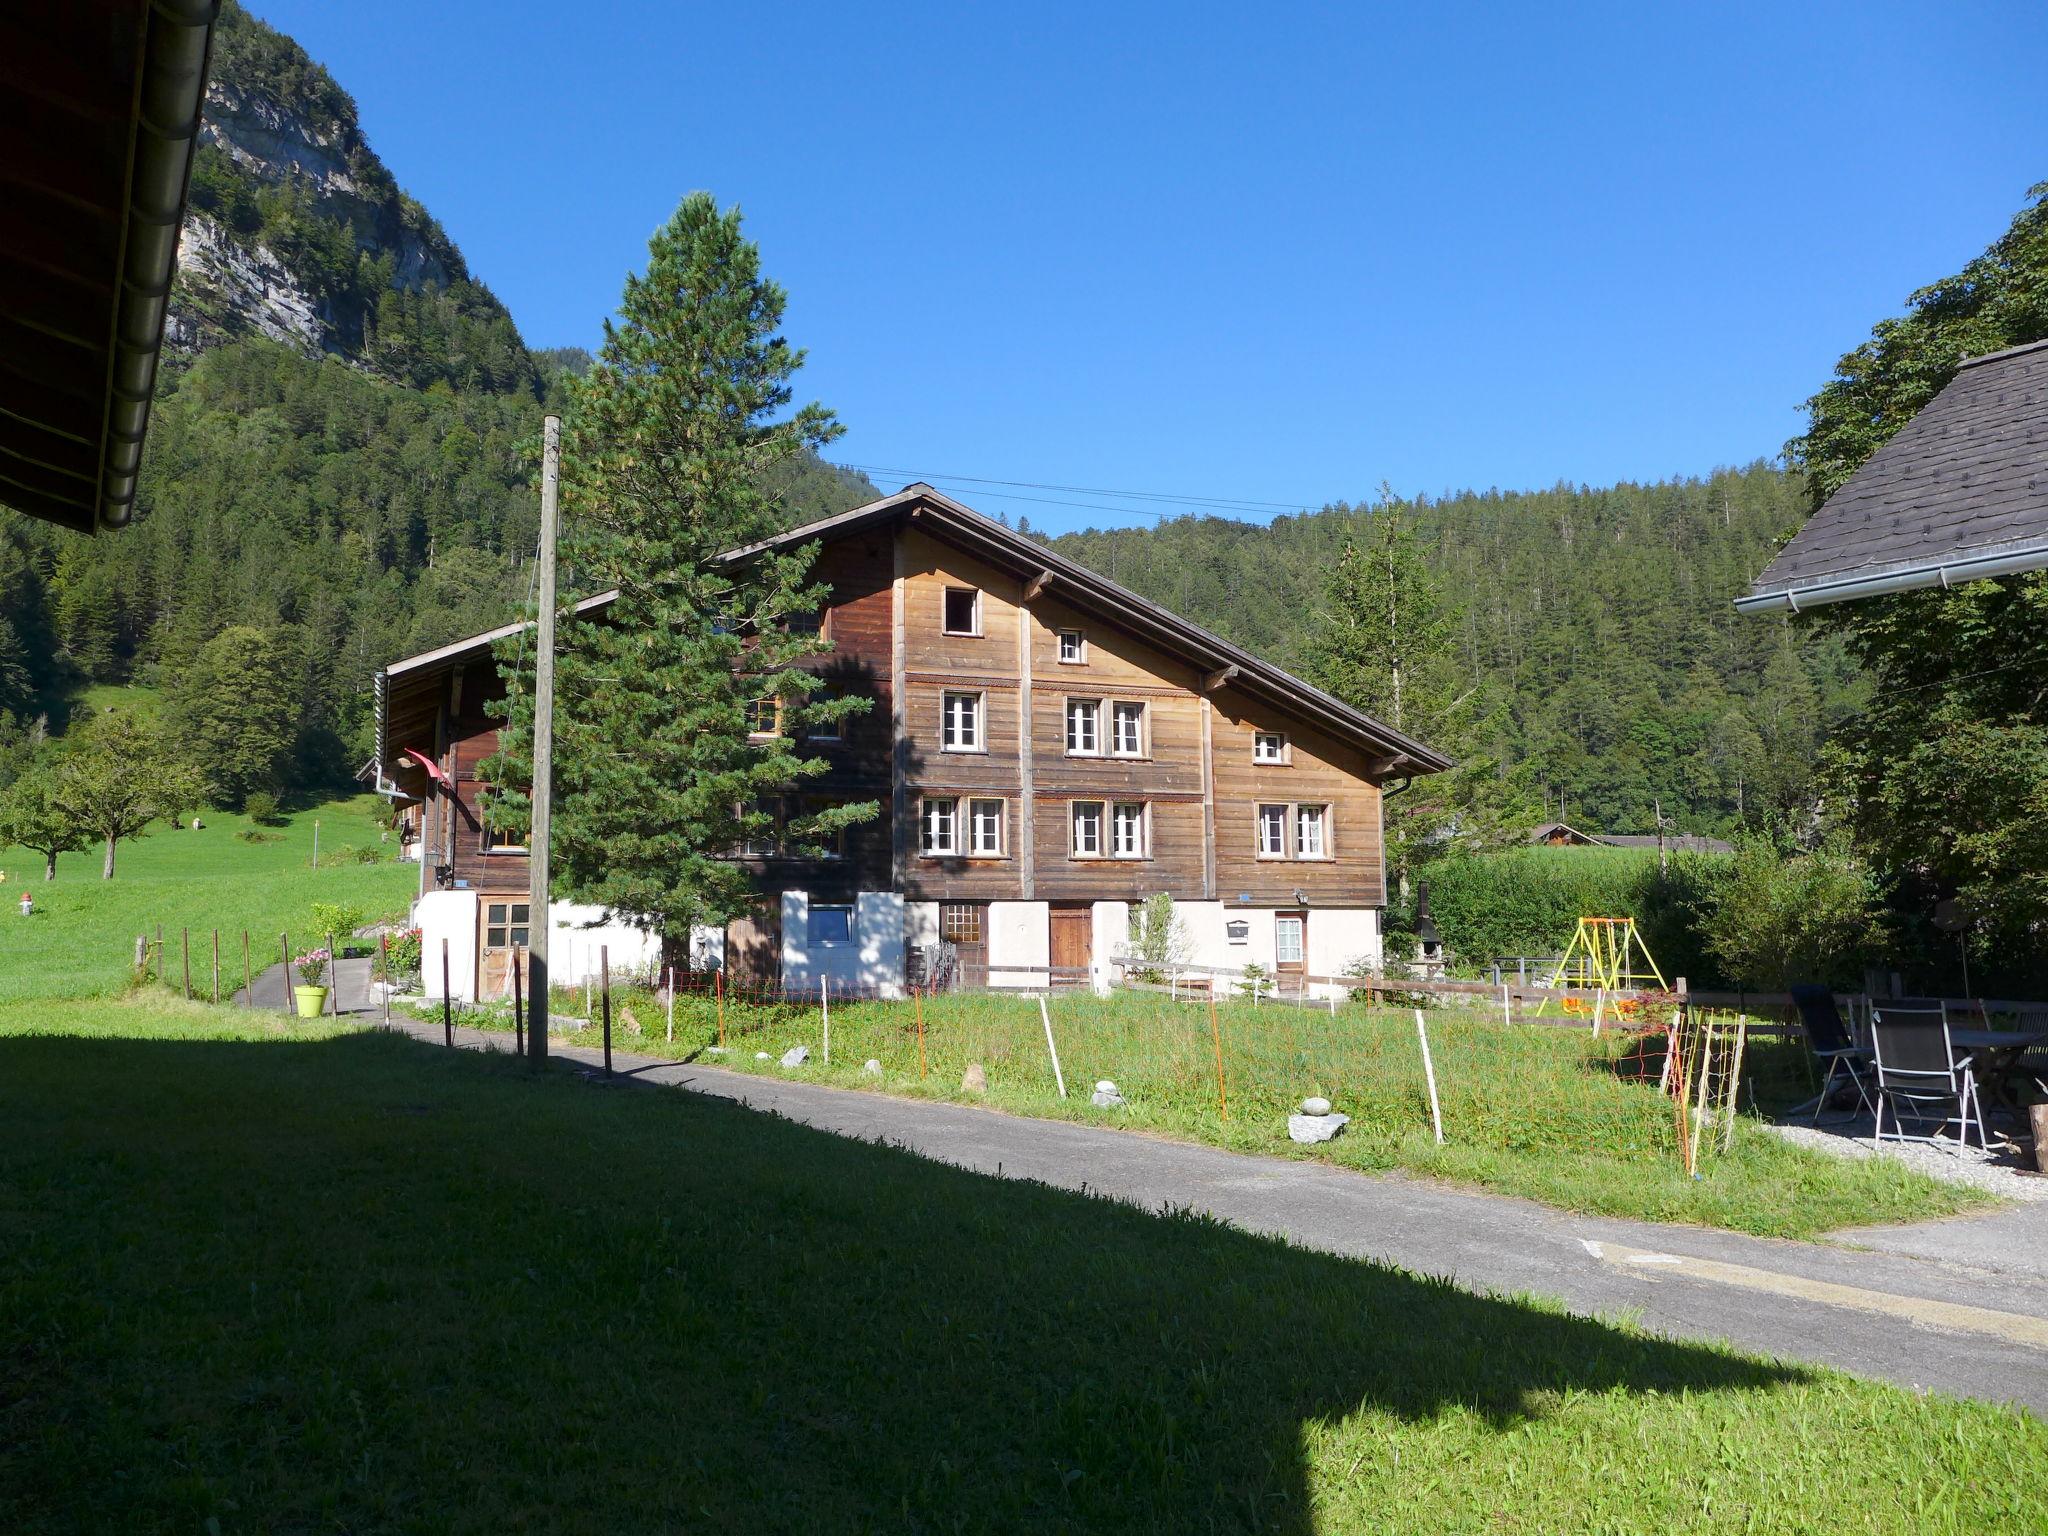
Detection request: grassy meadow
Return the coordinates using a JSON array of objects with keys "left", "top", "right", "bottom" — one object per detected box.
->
[
  {"left": 464, "top": 983, "right": 1988, "bottom": 1239},
  {"left": 2, "top": 1001, "right": 2042, "bottom": 1534},
  {"left": 0, "top": 794, "right": 416, "bottom": 1005}
]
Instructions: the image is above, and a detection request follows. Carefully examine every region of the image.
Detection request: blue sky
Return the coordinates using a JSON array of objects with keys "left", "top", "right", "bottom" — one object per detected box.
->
[{"left": 252, "top": 1, "right": 2046, "bottom": 534}]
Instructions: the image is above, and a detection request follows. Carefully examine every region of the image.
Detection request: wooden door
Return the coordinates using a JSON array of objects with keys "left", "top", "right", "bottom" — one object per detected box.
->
[
  {"left": 1274, "top": 910, "right": 1306, "bottom": 991},
  {"left": 1049, "top": 903, "right": 1092, "bottom": 984},
  {"left": 939, "top": 902, "right": 986, "bottom": 986},
  {"left": 478, "top": 898, "right": 531, "bottom": 1000},
  {"left": 725, "top": 906, "right": 781, "bottom": 992}
]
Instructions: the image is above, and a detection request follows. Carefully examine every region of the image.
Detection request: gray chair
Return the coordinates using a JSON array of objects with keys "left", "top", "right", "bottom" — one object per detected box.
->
[
  {"left": 1788, "top": 984, "right": 1874, "bottom": 1123},
  {"left": 1870, "top": 1005, "right": 1984, "bottom": 1151}
]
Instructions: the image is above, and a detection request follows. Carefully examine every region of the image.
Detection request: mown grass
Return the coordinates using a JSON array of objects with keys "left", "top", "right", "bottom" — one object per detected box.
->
[
  {"left": 463, "top": 984, "right": 1989, "bottom": 1239},
  {"left": 1, "top": 997, "right": 2040, "bottom": 1534},
  {"left": 0, "top": 794, "right": 415, "bottom": 1004}
]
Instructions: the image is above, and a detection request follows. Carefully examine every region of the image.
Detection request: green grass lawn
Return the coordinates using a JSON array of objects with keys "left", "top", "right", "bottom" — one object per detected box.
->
[
  {"left": 461, "top": 984, "right": 1989, "bottom": 1240},
  {"left": 0, "top": 795, "right": 416, "bottom": 1005},
  {"left": 1, "top": 997, "right": 2040, "bottom": 1534}
]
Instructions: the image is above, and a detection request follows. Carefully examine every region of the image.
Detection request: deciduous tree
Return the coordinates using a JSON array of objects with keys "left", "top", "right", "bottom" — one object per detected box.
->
[
  {"left": 52, "top": 715, "right": 206, "bottom": 879},
  {"left": 0, "top": 757, "right": 86, "bottom": 879}
]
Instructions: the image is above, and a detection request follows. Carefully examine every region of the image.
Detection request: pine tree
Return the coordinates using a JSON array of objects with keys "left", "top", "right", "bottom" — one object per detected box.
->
[{"left": 487, "top": 194, "right": 874, "bottom": 939}]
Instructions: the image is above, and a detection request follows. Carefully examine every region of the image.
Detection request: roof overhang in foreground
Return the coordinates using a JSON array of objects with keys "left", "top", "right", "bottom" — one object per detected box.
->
[
  {"left": 0, "top": 2, "right": 219, "bottom": 534},
  {"left": 374, "top": 484, "right": 1455, "bottom": 782},
  {"left": 1738, "top": 338, "right": 2048, "bottom": 614}
]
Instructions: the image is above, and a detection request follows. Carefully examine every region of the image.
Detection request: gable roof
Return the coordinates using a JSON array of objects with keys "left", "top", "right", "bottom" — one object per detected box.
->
[
  {"left": 377, "top": 484, "right": 1454, "bottom": 777},
  {"left": 0, "top": 3, "right": 219, "bottom": 534},
  {"left": 724, "top": 484, "right": 1454, "bottom": 773},
  {"left": 1737, "top": 338, "right": 2048, "bottom": 612}
]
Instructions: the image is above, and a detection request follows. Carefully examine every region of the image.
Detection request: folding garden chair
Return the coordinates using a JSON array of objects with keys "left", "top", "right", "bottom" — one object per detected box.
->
[
  {"left": 1787, "top": 984, "right": 1874, "bottom": 1124},
  {"left": 1869, "top": 1004, "right": 1985, "bottom": 1151}
]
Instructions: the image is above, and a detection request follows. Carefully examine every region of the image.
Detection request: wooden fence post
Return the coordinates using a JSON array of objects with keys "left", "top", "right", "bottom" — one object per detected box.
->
[
  {"left": 211, "top": 929, "right": 220, "bottom": 1005},
  {"left": 716, "top": 968, "right": 725, "bottom": 1049},
  {"left": 512, "top": 948, "right": 524, "bottom": 1056},
  {"left": 327, "top": 931, "right": 339, "bottom": 1016},
  {"left": 181, "top": 928, "right": 191, "bottom": 999},
  {"left": 280, "top": 932, "right": 292, "bottom": 1017},
  {"left": 242, "top": 931, "right": 251, "bottom": 1008},
  {"left": 821, "top": 975, "right": 830, "bottom": 1065},
  {"left": 600, "top": 944, "right": 612, "bottom": 1077},
  {"left": 665, "top": 963, "right": 674, "bottom": 1044},
  {"left": 442, "top": 937, "right": 452, "bottom": 1046},
  {"left": 915, "top": 983, "right": 926, "bottom": 1082},
  {"left": 133, "top": 933, "right": 146, "bottom": 982}
]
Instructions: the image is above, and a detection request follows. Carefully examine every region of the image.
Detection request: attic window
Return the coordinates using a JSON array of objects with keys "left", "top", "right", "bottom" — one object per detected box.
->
[{"left": 943, "top": 587, "right": 981, "bottom": 636}]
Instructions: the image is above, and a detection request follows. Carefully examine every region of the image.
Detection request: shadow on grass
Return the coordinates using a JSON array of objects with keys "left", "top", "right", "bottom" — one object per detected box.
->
[{"left": 0, "top": 1030, "right": 1815, "bottom": 1533}]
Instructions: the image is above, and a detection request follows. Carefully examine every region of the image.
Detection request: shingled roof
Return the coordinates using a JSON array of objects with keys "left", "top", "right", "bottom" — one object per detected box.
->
[{"left": 1736, "top": 337, "right": 2048, "bottom": 612}]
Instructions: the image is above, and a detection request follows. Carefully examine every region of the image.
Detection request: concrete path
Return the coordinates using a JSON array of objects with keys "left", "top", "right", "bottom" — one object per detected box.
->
[
  {"left": 235, "top": 954, "right": 381, "bottom": 1014},
  {"left": 391, "top": 1016, "right": 2048, "bottom": 1415}
]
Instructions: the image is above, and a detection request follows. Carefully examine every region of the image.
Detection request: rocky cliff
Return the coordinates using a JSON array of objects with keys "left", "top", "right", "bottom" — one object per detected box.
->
[{"left": 167, "top": 2, "right": 536, "bottom": 396}]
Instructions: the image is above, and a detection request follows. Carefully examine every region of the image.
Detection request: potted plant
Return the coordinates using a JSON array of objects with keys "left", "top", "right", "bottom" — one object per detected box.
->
[{"left": 293, "top": 947, "right": 331, "bottom": 1017}]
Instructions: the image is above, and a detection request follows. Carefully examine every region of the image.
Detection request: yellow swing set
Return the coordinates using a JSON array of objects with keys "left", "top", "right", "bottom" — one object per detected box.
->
[{"left": 1541, "top": 917, "right": 1669, "bottom": 1021}]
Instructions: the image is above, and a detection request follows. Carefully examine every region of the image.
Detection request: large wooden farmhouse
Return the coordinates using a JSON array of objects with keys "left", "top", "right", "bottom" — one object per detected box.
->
[{"left": 374, "top": 485, "right": 1452, "bottom": 1000}]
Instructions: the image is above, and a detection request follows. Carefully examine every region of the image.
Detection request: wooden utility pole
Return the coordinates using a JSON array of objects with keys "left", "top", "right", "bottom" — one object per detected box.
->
[{"left": 527, "top": 413, "right": 561, "bottom": 1065}]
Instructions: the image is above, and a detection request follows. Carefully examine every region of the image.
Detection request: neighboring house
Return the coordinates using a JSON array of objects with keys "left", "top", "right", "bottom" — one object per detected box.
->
[
  {"left": 1528, "top": 823, "right": 1733, "bottom": 855},
  {"left": 372, "top": 485, "right": 1453, "bottom": 1001}
]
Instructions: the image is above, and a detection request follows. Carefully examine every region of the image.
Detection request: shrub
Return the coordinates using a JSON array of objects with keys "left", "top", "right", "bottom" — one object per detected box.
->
[
  {"left": 309, "top": 900, "right": 368, "bottom": 944},
  {"left": 244, "top": 790, "right": 280, "bottom": 826},
  {"left": 235, "top": 827, "right": 280, "bottom": 844}
]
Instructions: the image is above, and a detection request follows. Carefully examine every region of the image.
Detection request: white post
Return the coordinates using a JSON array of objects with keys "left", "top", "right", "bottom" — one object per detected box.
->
[
  {"left": 1038, "top": 995, "right": 1067, "bottom": 1098},
  {"left": 821, "top": 975, "right": 830, "bottom": 1065},
  {"left": 1328, "top": 986, "right": 1337, "bottom": 1017},
  {"left": 1501, "top": 983, "right": 1511, "bottom": 1029},
  {"left": 1591, "top": 985, "right": 1607, "bottom": 1038},
  {"left": 665, "top": 962, "right": 674, "bottom": 1043},
  {"left": 1414, "top": 1008, "right": 1444, "bottom": 1145}
]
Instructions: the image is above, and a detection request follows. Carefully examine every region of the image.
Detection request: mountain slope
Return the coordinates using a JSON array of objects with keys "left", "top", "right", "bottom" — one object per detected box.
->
[{"left": 167, "top": 2, "right": 537, "bottom": 396}]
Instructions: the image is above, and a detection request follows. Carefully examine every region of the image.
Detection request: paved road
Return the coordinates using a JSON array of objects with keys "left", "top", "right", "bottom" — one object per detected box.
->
[
  {"left": 392, "top": 1016, "right": 2048, "bottom": 1414},
  {"left": 235, "top": 954, "right": 381, "bottom": 1013}
]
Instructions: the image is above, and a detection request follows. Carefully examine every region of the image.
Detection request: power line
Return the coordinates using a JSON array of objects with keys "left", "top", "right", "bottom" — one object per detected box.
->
[{"left": 834, "top": 461, "right": 1321, "bottom": 517}]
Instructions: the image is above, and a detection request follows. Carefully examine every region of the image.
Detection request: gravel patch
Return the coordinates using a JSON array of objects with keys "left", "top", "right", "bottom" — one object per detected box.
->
[{"left": 1766, "top": 1117, "right": 2048, "bottom": 1202}]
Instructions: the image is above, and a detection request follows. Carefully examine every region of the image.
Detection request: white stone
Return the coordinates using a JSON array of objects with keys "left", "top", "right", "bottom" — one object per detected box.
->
[
  {"left": 1288, "top": 1112, "right": 1350, "bottom": 1144},
  {"left": 961, "top": 1062, "right": 988, "bottom": 1094},
  {"left": 1301, "top": 1096, "right": 1332, "bottom": 1116},
  {"left": 754, "top": 1051, "right": 771, "bottom": 1061},
  {"left": 780, "top": 1045, "right": 809, "bottom": 1068},
  {"left": 1091, "top": 1083, "right": 1126, "bottom": 1109},
  {"left": 863, "top": 1058, "right": 882, "bottom": 1076}
]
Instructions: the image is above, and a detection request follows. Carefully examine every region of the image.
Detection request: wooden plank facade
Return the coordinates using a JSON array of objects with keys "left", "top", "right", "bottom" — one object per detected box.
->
[{"left": 377, "top": 485, "right": 1451, "bottom": 997}]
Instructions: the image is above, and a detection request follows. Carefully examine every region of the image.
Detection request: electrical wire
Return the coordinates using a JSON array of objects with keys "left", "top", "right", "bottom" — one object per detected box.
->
[{"left": 833, "top": 460, "right": 1323, "bottom": 520}]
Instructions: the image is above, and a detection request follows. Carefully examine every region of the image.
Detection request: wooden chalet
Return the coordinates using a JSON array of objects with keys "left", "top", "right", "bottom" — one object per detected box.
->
[{"left": 374, "top": 485, "right": 1453, "bottom": 1000}]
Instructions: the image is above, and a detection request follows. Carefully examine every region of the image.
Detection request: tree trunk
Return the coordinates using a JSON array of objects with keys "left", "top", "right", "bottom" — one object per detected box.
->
[
  {"left": 102, "top": 834, "right": 116, "bottom": 880},
  {"left": 44, "top": 852, "right": 56, "bottom": 880}
]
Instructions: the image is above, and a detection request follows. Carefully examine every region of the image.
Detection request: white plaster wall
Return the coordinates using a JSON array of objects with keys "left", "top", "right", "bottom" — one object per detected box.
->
[
  {"left": 779, "top": 890, "right": 906, "bottom": 997},
  {"left": 1307, "top": 908, "right": 1380, "bottom": 999},
  {"left": 988, "top": 900, "right": 1049, "bottom": 988},
  {"left": 415, "top": 890, "right": 478, "bottom": 1002},
  {"left": 548, "top": 903, "right": 661, "bottom": 987},
  {"left": 688, "top": 923, "right": 724, "bottom": 972},
  {"left": 905, "top": 900, "right": 940, "bottom": 951},
  {"left": 1089, "top": 901, "right": 1129, "bottom": 995}
]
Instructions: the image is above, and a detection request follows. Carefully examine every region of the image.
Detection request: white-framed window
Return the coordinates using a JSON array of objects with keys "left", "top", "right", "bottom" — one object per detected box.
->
[
  {"left": 969, "top": 797, "right": 1005, "bottom": 856},
  {"left": 942, "top": 586, "right": 981, "bottom": 636},
  {"left": 920, "top": 796, "right": 959, "bottom": 855},
  {"left": 1071, "top": 800, "right": 1105, "bottom": 857},
  {"left": 1112, "top": 801, "right": 1147, "bottom": 858},
  {"left": 1257, "top": 803, "right": 1288, "bottom": 858},
  {"left": 1057, "top": 629, "right": 1087, "bottom": 664},
  {"left": 811, "top": 905, "right": 854, "bottom": 946},
  {"left": 1065, "top": 698, "right": 1101, "bottom": 755},
  {"left": 1275, "top": 914, "right": 1305, "bottom": 965},
  {"left": 942, "top": 690, "right": 984, "bottom": 752},
  {"left": 1111, "top": 700, "right": 1146, "bottom": 757},
  {"left": 1296, "top": 803, "right": 1329, "bottom": 858},
  {"left": 1253, "top": 730, "right": 1287, "bottom": 763}
]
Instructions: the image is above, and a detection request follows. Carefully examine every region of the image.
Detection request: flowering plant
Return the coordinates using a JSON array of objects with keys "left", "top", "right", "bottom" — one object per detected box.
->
[
  {"left": 386, "top": 927, "right": 423, "bottom": 982},
  {"left": 294, "top": 948, "right": 332, "bottom": 987}
]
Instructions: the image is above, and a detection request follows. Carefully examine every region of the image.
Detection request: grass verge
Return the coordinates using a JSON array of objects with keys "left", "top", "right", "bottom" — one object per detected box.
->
[
  {"left": 1, "top": 999, "right": 2041, "bottom": 1534},
  {"left": 453, "top": 984, "right": 1990, "bottom": 1239}
]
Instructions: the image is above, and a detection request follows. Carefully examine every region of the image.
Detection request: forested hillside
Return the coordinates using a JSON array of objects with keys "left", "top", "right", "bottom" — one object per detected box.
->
[
  {"left": 1048, "top": 464, "right": 1855, "bottom": 837},
  {"left": 0, "top": 4, "right": 872, "bottom": 799}
]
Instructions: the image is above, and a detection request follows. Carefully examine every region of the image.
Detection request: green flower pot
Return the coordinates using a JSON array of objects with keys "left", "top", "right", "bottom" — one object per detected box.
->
[{"left": 294, "top": 984, "right": 329, "bottom": 1018}]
